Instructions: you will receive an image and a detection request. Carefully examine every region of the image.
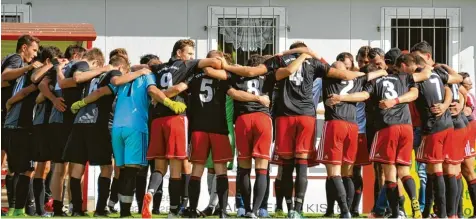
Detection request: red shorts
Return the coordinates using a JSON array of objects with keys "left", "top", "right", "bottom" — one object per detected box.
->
[
  {"left": 147, "top": 115, "right": 188, "bottom": 160},
  {"left": 416, "top": 128, "right": 453, "bottom": 164},
  {"left": 354, "top": 133, "right": 371, "bottom": 166},
  {"left": 447, "top": 127, "right": 466, "bottom": 164},
  {"left": 235, "top": 112, "right": 273, "bottom": 160},
  {"left": 190, "top": 131, "right": 232, "bottom": 164},
  {"left": 465, "top": 121, "right": 476, "bottom": 158},
  {"left": 316, "top": 120, "right": 358, "bottom": 165},
  {"left": 370, "top": 124, "right": 413, "bottom": 165},
  {"left": 275, "top": 116, "right": 316, "bottom": 156}
]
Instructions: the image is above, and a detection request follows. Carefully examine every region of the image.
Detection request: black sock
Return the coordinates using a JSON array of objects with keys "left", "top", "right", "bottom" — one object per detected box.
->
[
  {"left": 331, "top": 176, "right": 349, "bottom": 214},
  {"left": 433, "top": 172, "right": 447, "bottom": 218},
  {"left": 6, "top": 174, "right": 18, "bottom": 209},
  {"left": 351, "top": 166, "right": 363, "bottom": 214},
  {"left": 153, "top": 182, "right": 163, "bottom": 211},
  {"left": 95, "top": 176, "right": 111, "bottom": 214},
  {"left": 44, "top": 171, "right": 53, "bottom": 201},
  {"left": 398, "top": 195, "right": 405, "bottom": 213},
  {"left": 119, "top": 167, "right": 138, "bottom": 217},
  {"left": 275, "top": 179, "right": 283, "bottom": 210},
  {"left": 260, "top": 165, "right": 270, "bottom": 210},
  {"left": 181, "top": 173, "right": 191, "bottom": 208},
  {"left": 294, "top": 159, "right": 308, "bottom": 213},
  {"left": 13, "top": 175, "right": 30, "bottom": 210},
  {"left": 444, "top": 174, "right": 457, "bottom": 217},
  {"left": 342, "top": 176, "right": 355, "bottom": 212},
  {"left": 147, "top": 171, "right": 164, "bottom": 195},
  {"left": 109, "top": 177, "right": 119, "bottom": 206},
  {"left": 216, "top": 174, "right": 229, "bottom": 213},
  {"left": 135, "top": 166, "right": 148, "bottom": 213},
  {"left": 468, "top": 179, "right": 476, "bottom": 214},
  {"left": 169, "top": 177, "right": 182, "bottom": 214},
  {"left": 282, "top": 159, "right": 294, "bottom": 211},
  {"left": 238, "top": 167, "right": 252, "bottom": 212},
  {"left": 33, "top": 178, "right": 45, "bottom": 215},
  {"left": 53, "top": 200, "right": 63, "bottom": 214},
  {"left": 401, "top": 176, "right": 417, "bottom": 200},
  {"left": 188, "top": 176, "right": 201, "bottom": 211},
  {"left": 456, "top": 175, "right": 463, "bottom": 218},
  {"left": 70, "top": 177, "right": 83, "bottom": 213},
  {"left": 423, "top": 173, "right": 435, "bottom": 218},
  {"left": 384, "top": 181, "right": 399, "bottom": 218},
  {"left": 325, "top": 178, "right": 335, "bottom": 214},
  {"left": 252, "top": 169, "right": 268, "bottom": 214}
]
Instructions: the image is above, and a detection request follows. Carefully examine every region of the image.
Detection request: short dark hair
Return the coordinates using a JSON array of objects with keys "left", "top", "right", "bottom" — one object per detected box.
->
[
  {"left": 459, "top": 72, "right": 470, "bottom": 85},
  {"left": 336, "top": 52, "right": 354, "bottom": 62},
  {"left": 206, "top": 50, "right": 223, "bottom": 58},
  {"left": 140, "top": 54, "right": 159, "bottom": 65},
  {"left": 395, "top": 54, "right": 421, "bottom": 68},
  {"left": 289, "top": 41, "right": 307, "bottom": 49},
  {"left": 360, "top": 63, "right": 379, "bottom": 74},
  {"left": 39, "top": 46, "right": 61, "bottom": 63},
  {"left": 246, "top": 54, "right": 265, "bottom": 67},
  {"left": 64, "top": 45, "right": 86, "bottom": 60},
  {"left": 410, "top": 41, "right": 433, "bottom": 55},
  {"left": 369, "top": 48, "right": 385, "bottom": 60},
  {"left": 16, "top": 34, "right": 40, "bottom": 52},
  {"left": 171, "top": 39, "right": 195, "bottom": 58},
  {"left": 357, "top": 46, "right": 372, "bottom": 60},
  {"left": 109, "top": 48, "right": 128, "bottom": 59}
]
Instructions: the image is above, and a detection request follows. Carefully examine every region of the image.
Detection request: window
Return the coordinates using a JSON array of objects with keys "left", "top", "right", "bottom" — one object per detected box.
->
[
  {"left": 1, "top": 4, "right": 31, "bottom": 23},
  {"left": 207, "top": 7, "right": 287, "bottom": 65},
  {"left": 380, "top": 8, "right": 461, "bottom": 68}
]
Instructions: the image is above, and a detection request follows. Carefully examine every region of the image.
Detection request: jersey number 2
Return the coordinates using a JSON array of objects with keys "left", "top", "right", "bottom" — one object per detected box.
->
[
  {"left": 289, "top": 66, "right": 304, "bottom": 86},
  {"left": 339, "top": 80, "right": 354, "bottom": 95},
  {"left": 200, "top": 78, "right": 213, "bottom": 103}
]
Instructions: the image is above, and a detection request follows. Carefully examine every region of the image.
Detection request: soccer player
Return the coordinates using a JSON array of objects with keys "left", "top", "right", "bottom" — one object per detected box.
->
[
  {"left": 48, "top": 45, "right": 86, "bottom": 216},
  {"left": 411, "top": 41, "right": 463, "bottom": 218}
]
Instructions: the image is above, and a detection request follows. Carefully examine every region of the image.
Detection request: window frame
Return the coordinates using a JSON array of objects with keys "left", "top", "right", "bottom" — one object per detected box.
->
[{"left": 1, "top": 4, "right": 31, "bottom": 23}]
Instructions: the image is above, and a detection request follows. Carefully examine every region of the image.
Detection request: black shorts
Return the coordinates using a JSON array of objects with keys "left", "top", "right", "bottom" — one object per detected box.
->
[
  {"left": 4, "top": 128, "right": 34, "bottom": 173},
  {"left": 2, "top": 127, "right": 8, "bottom": 153},
  {"left": 63, "top": 124, "right": 112, "bottom": 166},
  {"left": 49, "top": 123, "right": 73, "bottom": 163},
  {"left": 32, "top": 124, "right": 51, "bottom": 162}
]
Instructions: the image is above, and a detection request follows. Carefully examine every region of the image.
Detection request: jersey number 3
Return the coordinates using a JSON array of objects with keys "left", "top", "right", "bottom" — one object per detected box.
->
[{"left": 382, "top": 80, "right": 398, "bottom": 99}]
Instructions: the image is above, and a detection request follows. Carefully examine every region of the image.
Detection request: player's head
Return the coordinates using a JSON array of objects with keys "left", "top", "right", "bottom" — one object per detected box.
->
[
  {"left": 83, "top": 48, "right": 105, "bottom": 69},
  {"left": 336, "top": 52, "right": 355, "bottom": 70},
  {"left": 206, "top": 50, "right": 224, "bottom": 59},
  {"left": 331, "top": 61, "right": 346, "bottom": 70},
  {"left": 410, "top": 41, "right": 433, "bottom": 65},
  {"left": 369, "top": 48, "right": 387, "bottom": 70},
  {"left": 172, "top": 39, "right": 195, "bottom": 60},
  {"left": 359, "top": 63, "right": 379, "bottom": 74},
  {"left": 64, "top": 45, "right": 86, "bottom": 61},
  {"left": 384, "top": 48, "right": 402, "bottom": 68},
  {"left": 109, "top": 48, "right": 128, "bottom": 60},
  {"left": 289, "top": 41, "right": 307, "bottom": 49},
  {"left": 247, "top": 54, "right": 266, "bottom": 67},
  {"left": 109, "top": 55, "right": 130, "bottom": 74},
  {"left": 396, "top": 54, "right": 420, "bottom": 74},
  {"left": 356, "top": 46, "right": 371, "bottom": 68},
  {"left": 16, "top": 34, "right": 40, "bottom": 63},
  {"left": 140, "top": 54, "right": 160, "bottom": 65},
  {"left": 39, "top": 46, "right": 62, "bottom": 64},
  {"left": 459, "top": 72, "right": 472, "bottom": 91},
  {"left": 224, "top": 53, "right": 234, "bottom": 65}
]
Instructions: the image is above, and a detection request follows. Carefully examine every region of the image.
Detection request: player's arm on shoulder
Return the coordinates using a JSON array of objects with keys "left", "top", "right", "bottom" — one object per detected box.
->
[
  {"left": 2, "top": 56, "right": 36, "bottom": 81},
  {"left": 30, "top": 63, "right": 53, "bottom": 84},
  {"left": 340, "top": 91, "right": 370, "bottom": 102},
  {"left": 412, "top": 65, "right": 432, "bottom": 82},
  {"left": 110, "top": 68, "right": 150, "bottom": 86},
  {"left": 227, "top": 88, "right": 269, "bottom": 107},
  {"left": 326, "top": 68, "right": 365, "bottom": 81},
  {"left": 6, "top": 84, "right": 38, "bottom": 110},
  {"left": 73, "top": 65, "right": 113, "bottom": 83},
  {"left": 198, "top": 58, "right": 222, "bottom": 70},
  {"left": 164, "top": 82, "right": 189, "bottom": 98},
  {"left": 147, "top": 85, "right": 168, "bottom": 104},
  {"left": 203, "top": 67, "right": 229, "bottom": 80},
  {"left": 275, "top": 53, "right": 311, "bottom": 81},
  {"left": 281, "top": 47, "right": 323, "bottom": 60},
  {"left": 443, "top": 65, "right": 463, "bottom": 84},
  {"left": 84, "top": 86, "right": 112, "bottom": 104},
  {"left": 366, "top": 69, "right": 388, "bottom": 81},
  {"left": 57, "top": 66, "right": 76, "bottom": 89}
]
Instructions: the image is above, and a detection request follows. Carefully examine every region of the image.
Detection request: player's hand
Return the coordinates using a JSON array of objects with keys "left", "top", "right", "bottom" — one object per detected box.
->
[
  {"left": 163, "top": 98, "right": 187, "bottom": 114},
  {"left": 325, "top": 94, "right": 341, "bottom": 106},
  {"left": 56, "top": 59, "right": 69, "bottom": 70},
  {"left": 6, "top": 102, "right": 12, "bottom": 112},
  {"left": 258, "top": 95, "right": 270, "bottom": 107},
  {"left": 300, "top": 53, "right": 312, "bottom": 59},
  {"left": 449, "top": 102, "right": 463, "bottom": 116},
  {"left": 464, "top": 106, "right": 472, "bottom": 117},
  {"left": 379, "top": 99, "right": 397, "bottom": 110},
  {"left": 70, "top": 99, "right": 87, "bottom": 114},
  {"left": 151, "top": 99, "right": 158, "bottom": 107},
  {"left": 431, "top": 103, "right": 448, "bottom": 117},
  {"left": 52, "top": 97, "right": 67, "bottom": 112},
  {"left": 29, "top": 61, "right": 44, "bottom": 70},
  {"left": 216, "top": 57, "right": 229, "bottom": 69},
  {"left": 138, "top": 68, "right": 152, "bottom": 75}
]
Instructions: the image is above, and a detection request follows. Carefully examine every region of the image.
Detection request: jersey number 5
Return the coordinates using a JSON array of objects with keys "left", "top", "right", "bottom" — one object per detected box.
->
[{"left": 200, "top": 78, "right": 214, "bottom": 103}]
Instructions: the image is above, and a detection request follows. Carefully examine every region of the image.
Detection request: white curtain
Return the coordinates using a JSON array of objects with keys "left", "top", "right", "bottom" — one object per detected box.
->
[{"left": 218, "top": 18, "right": 275, "bottom": 52}]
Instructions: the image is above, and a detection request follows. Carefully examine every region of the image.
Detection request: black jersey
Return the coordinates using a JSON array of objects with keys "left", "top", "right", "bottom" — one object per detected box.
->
[
  {"left": 229, "top": 72, "right": 274, "bottom": 120},
  {"left": 449, "top": 83, "right": 467, "bottom": 130},
  {"left": 185, "top": 71, "right": 228, "bottom": 134},
  {"left": 322, "top": 75, "right": 368, "bottom": 123},
  {"left": 271, "top": 54, "right": 330, "bottom": 117},
  {"left": 1, "top": 54, "right": 25, "bottom": 124},
  {"left": 149, "top": 58, "right": 200, "bottom": 119},
  {"left": 415, "top": 68, "right": 453, "bottom": 135},
  {"left": 364, "top": 73, "right": 415, "bottom": 130},
  {"left": 62, "top": 61, "right": 90, "bottom": 124}
]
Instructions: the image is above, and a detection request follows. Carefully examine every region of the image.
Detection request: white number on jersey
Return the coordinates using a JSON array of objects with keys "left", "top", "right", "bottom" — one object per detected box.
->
[
  {"left": 339, "top": 80, "right": 354, "bottom": 95},
  {"left": 87, "top": 78, "right": 100, "bottom": 95},
  {"left": 382, "top": 80, "right": 398, "bottom": 99},
  {"left": 452, "top": 84, "right": 459, "bottom": 100},
  {"left": 289, "top": 66, "right": 304, "bottom": 86},
  {"left": 429, "top": 78, "right": 443, "bottom": 101},
  {"left": 199, "top": 78, "right": 214, "bottom": 103},
  {"left": 160, "top": 72, "right": 173, "bottom": 89},
  {"left": 246, "top": 79, "right": 260, "bottom": 95}
]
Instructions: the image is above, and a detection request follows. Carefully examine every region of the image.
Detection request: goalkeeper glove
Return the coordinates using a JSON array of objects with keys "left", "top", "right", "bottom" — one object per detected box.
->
[
  {"left": 163, "top": 98, "right": 187, "bottom": 114},
  {"left": 71, "top": 99, "right": 87, "bottom": 114}
]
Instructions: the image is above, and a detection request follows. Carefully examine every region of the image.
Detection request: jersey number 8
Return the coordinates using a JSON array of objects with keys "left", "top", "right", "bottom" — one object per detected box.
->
[{"left": 246, "top": 79, "right": 260, "bottom": 95}]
